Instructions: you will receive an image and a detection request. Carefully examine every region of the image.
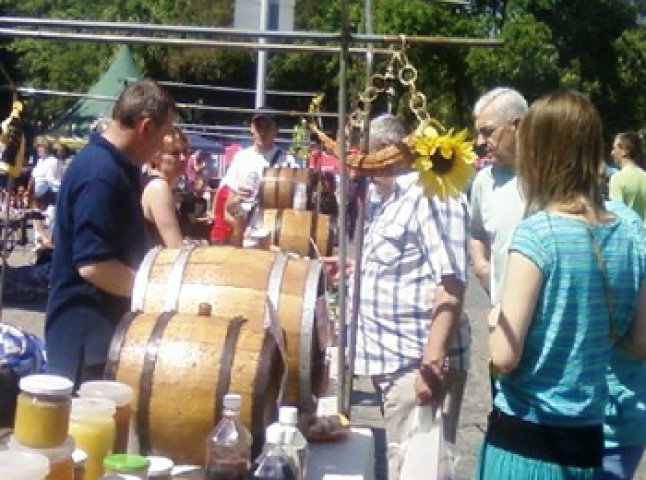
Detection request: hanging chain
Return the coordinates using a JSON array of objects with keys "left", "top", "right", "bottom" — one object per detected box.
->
[{"left": 348, "top": 37, "right": 443, "bottom": 138}]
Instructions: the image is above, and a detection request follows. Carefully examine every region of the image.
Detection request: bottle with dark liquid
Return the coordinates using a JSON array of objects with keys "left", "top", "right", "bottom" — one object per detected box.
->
[
  {"left": 204, "top": 393, "right": 252, "bottom": 480},
  {"left": 248, "top": 426, "right": 297, "bottom": 480}
]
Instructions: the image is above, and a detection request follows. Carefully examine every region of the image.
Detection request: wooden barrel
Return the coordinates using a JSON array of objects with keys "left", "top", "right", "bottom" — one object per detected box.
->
[
  {"left": 105, "top": 312, "right": 284, "bottom": 465},
  {"left": 128, "top": 246, "right": 328, "bottom": 412},
  {"left": 260, "top": 167, "right": 311, "bottom": 210},
  {"left": 262, "top": 208, "right": 334, "bottom": 257}
]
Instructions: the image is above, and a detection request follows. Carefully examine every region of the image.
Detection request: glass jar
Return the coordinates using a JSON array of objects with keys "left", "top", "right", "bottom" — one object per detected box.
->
[
  {"left": 103, "top": 454, "right": 149, "bottom": 480},
  {"left": 72, "top": 449, "right": 87, "bottom": 480},
  {"left": 14, "top": 375, "right": 73, "bottom": 448},
  {"left": 68, "top": 398, "right": 116, "bottom": 480},
  {"left": 146, "top": 456, "right": 173, "bottom": 480},
  {"left": 8, "top": 435, "right": 75, "bottom": 480},
  {"left": 0, "top": 450, "right": 50, "bottom": 480},
  {"left": 77, "top": 381, "right": 133, "bottom": 454}
]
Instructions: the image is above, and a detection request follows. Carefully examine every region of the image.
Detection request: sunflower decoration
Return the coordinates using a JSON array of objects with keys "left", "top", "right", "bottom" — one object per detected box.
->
[{"left": 411, "top": 124, "right": 476, "bottom": 199}]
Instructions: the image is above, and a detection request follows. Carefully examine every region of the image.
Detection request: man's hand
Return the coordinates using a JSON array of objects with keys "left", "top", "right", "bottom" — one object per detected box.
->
[
  {"left": 321, "top": 256, "right": 355, "bottom": 282},
  {"left": 415, "top": 362, "right": 445, "bottom": 405}
]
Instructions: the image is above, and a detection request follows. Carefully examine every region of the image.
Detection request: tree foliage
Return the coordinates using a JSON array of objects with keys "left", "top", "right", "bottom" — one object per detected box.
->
[{"left": 0, "top": 0, "right": 644, "bottom": 141}]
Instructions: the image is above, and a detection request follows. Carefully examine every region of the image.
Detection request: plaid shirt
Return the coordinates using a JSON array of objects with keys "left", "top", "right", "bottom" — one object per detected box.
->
[{"left": 354, "top": 172, "right": 471, "bottom": 376}]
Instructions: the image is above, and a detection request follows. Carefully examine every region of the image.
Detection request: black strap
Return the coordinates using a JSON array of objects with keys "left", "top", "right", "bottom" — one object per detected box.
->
[{"left": 269, "top": 148, "right": 282, "bottom": 167}]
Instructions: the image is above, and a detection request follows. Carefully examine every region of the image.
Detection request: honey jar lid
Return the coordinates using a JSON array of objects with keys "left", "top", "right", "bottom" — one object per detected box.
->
[
  {"left": 19, "top": 374, "right": 73, "bottom": 396},
  {"left": 8, "top": 435, "right": 75, "bottom": 464},
  {"left": 104, "top": 453, "right": 150, "bottom": 472},
  {"left": 0, "top": 450, "right": 50, "bottom": 480},
  {"left": 147, "top": 455, "right": 174, "bottom": 476},
  {"left": 70, "top": 397, "right": 116, "bottom": 418},
  {"left": 78, "top": 380, "right": 134, "bottom": 407},
  {"left": 72, "top": 448, "right": 88, "bottom": 466}
]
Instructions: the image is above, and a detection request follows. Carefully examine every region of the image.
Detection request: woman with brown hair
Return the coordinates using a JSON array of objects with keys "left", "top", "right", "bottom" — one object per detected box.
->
[
  {"left": 141, "top": 127, "right": 188, "bottom": 248},
  {"left": 477, "top": 90, "right": 646, "bottom": 479}
]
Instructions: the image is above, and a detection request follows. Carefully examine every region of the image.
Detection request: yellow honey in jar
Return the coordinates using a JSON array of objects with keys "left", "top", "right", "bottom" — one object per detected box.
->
[
  {"left": 68, "top": 398, "right": 116, "bottom": 480},
  {"left": 78, "top": 381, "right": 133, "bottom": 454},
  {"left": 14, "top": 375, "right": 73, "bottom": 448}
]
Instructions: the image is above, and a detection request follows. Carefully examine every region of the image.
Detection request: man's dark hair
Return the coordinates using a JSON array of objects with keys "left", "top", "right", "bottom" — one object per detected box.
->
[
  {"left": 616, "top": 131, "right": 644, "bottom": 164},
  {"left": 112, "top": 79, "right": 175, "bottom": 128}
]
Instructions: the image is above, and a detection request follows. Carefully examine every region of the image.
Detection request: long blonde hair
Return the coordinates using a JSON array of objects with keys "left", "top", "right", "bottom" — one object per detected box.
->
[{"left": 517, "top": 90, "right": 605, "bottom": 219}]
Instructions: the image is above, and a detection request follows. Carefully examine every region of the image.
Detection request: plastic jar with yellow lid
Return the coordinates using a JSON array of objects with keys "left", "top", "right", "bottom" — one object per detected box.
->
[
  {"left": 68, "top": 398, "right": 116, "bottom": 480},
  {"left": 8, "top": 435, "right": 75, "bottom": 480},
  {"left": 0, "top": 450, "right": 50, "bottom": 480},
  {"left": 14, "top": 375, "right": 73, "bottom": 448},
  {"left": 77, "top": 381, "right": 133, "bottom": 454}
]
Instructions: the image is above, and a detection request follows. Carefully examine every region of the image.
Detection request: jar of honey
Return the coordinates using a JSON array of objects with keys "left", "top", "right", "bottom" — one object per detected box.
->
[
  {"left": 14, "top": 375, "right": 73, "bottom": 448},
  {"left": 8, "top": 435, "right": 75, "bottom": 480},
  {"left": 0, "top": 450, "right": 50, "bottom": 480},
  {"left": 77, "top": 381, "right": 133, "bottom": 454},
  {"left": 68, "top": 398, "right": 116, "bottom": 480}
]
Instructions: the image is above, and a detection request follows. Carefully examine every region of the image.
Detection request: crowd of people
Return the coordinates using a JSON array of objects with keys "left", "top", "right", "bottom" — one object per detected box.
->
[{"left": 1, "top": 78, "right": 646, "bottom": 479}]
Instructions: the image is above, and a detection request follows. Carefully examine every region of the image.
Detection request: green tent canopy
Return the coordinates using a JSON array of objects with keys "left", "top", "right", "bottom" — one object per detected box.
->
[{"left": 47, "top": 45, "right": 141, "bottom": 143}]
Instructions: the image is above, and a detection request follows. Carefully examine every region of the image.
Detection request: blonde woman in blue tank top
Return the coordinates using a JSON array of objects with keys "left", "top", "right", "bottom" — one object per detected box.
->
[{"left": 476, "top": 90, "right": 646, "bottom": 480}]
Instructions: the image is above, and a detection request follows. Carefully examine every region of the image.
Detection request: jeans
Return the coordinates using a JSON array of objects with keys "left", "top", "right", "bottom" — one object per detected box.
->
[{"left": 603, "top": 445, "right": 645, "bottom": 479}]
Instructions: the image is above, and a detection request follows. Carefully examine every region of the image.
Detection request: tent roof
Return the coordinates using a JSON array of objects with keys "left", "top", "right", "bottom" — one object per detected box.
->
[{"left": 47, "top": 45, "right": 141, "bottom": 139}]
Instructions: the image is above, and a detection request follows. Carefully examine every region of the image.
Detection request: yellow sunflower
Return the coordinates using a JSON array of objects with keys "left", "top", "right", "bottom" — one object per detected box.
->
[{"left": 411, "top": 125, "right": 476, "bottom": 199}]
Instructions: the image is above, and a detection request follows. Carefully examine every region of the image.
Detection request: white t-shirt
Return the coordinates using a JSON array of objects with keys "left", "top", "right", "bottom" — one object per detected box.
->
[
  {"left": 32, "top": 155, "right": 64, "bottom": 194},
  {"left": 469, "top": 164, "right": 526, "bottom": 305}
]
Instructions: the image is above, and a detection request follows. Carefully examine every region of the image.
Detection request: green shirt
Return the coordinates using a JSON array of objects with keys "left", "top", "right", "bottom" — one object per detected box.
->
[{"left": 609, "top": 164, "right": 646, "bottom": 220}]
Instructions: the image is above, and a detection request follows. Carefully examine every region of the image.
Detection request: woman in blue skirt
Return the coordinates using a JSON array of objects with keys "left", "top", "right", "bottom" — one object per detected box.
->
[{"left": 476, "top": 90, "right": 646, "bottom": 479}]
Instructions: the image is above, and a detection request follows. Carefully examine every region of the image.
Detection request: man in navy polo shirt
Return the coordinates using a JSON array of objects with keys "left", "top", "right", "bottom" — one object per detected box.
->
[{"left": 45, "top": 79, "right": 176, "bottom": 385}]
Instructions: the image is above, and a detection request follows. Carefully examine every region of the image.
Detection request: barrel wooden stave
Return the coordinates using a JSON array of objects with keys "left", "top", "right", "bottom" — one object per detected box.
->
[
  {"left": 261, "top": 167, "right": 311, "bottom": 210},
  {"left": 263, "top": 209, "right": 333, "bottom": 257},
  {"left": 109, "top": 312, "right": 283, "bottom": 465}
]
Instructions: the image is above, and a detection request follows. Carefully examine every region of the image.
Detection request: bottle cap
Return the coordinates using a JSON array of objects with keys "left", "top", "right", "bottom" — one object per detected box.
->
[
  {"left": 223, "top": 393, "right": 241, "bottom": 410},
  {"left": 19, "top": 374, "right": 73, "bottom": 396},
  {"left": 8, "top": 435, "right": 75, "bottom": 464},
  {"left": 0, "top": 450, "right": 50, "bottom": 480},
  {"left": 265, "top": 424, "right": 284, "bottom": 445},
  {"left": 147, "top": 456, "right": 174, "bottom": 476},
  {"left": 72, "top": 449, "right": 88, "bottom": 466},
  {"left": 70, "top": 397, "right": 116, "bottom": 418},
  {"left": 279, "top": 406, "right": 299, "bottom": 426},
  {"left": 104, "top": 454, "right": 150, "bottom": 472},
  {"left": 78, "top": 381, "right": 134, "bottom": 407}
]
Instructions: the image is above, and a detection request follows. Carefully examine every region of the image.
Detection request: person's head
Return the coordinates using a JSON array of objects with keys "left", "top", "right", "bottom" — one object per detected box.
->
[
  {"left": 34, "top": 137, "right": 52, "bottom": 159},
  {"left": 150, "top": 127, "right": 189, "bottom": 182},
  {"left": 192, "top": 175, "right": 206, "bottom": 196},
  {"left": 611, "top": 131, "right": 644, "bottom": 168},
  {"left": 250, "top": 114, "right": 278, "bottom": 151},
  {"left": 368, "top": 114, "right": 407, "bottom": 195},
  {"left": 54, "top": 143, "right": 71, "bottom": 161},
  {"left": 516, "top": 90, "right": 604, "bottom": 214},
  {"left": 473, "top": 87, "right": 528, "bottom": 168},
  {"left": 109, "top": 79, "right": 176, "bottom": 165}
]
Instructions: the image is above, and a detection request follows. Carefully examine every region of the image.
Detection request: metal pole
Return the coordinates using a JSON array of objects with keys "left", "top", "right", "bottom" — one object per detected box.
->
[
  {"left": 337, "top": 0, "right": 350, "bottom": 417},
  {"left": 126, "top": 78, "right": 319, "bottom": 97},
  {"left": 255, "top": 0, "right": 270, "bottom": 109}
]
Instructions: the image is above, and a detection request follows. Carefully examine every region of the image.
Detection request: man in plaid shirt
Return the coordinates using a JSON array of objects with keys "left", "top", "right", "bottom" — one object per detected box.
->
[{"left": 328, "top": 114, "right": 470, "bottom": 480}]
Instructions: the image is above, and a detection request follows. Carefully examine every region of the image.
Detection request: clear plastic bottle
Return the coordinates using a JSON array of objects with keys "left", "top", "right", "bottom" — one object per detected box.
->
[
  {"left": 278, "top": 407, "right": 308, "bottom": 480},
  {"left": 204, "top": 393, "right": 252, "bottom": 480},
  {"left": 248, "top": 426, "right": 297, "bottom": 480}
]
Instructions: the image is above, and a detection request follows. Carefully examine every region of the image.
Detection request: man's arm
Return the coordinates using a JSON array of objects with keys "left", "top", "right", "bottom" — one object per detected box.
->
[
  {"left": 415, "top": 275, "right": 465, "bottom": 404},
  {"left": 470, "top": 237, "right": 491, "bottom": 295},
  {"left": 78, "top": 259, "right": 136, "bottom": 297}
]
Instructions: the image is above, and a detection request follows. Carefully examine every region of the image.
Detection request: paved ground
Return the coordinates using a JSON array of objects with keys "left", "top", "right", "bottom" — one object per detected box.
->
[{"left": 2, "top": 248, "right": 646, "bottom": 479}]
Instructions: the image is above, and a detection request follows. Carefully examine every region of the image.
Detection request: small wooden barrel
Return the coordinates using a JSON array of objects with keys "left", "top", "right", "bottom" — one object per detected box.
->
[
  {"left": 106, "top": 312, "right": 284, "bottom": 465},
  {"left": 262, "top": 208, "right": 334, "bottom": 257},
  {"left": 128, "top": 246, "right": 328, "bottom": 412},
  {"left": 260, "top": 167, "right": 311, "bottom": 210}
]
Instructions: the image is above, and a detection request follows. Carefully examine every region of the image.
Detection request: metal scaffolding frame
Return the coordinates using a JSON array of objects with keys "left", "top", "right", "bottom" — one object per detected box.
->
[{"left": 0, "top": 8, "right": 502, "bottom": 416}]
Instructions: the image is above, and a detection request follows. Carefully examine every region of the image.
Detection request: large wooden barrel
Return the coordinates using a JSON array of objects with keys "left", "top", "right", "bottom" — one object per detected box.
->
[
  {"left": 128, "top": 246, "right": 328, "bottom": 412},
  {"left": 262, "top": 208, "right": 334, "bottom": 257},
  {"left": 105, "top": 312, "right": 284, "bottom": 465},
  {"left": 260, "top": 167, "right": 311, "bottom": 210}
]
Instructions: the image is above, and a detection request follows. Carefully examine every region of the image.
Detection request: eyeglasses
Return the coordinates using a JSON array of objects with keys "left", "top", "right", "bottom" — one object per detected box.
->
[{"left": 475, "top": 124, "right": 504, "bottom": 139}]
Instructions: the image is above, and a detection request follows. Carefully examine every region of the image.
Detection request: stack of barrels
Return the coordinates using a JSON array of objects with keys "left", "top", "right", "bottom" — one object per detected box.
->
[{"left": 106, "top": 245, "right": 330, "bottom": 465}]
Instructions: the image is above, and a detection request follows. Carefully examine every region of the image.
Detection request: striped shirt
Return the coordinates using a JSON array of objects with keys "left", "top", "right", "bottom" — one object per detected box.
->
[
  {"left": 495, "top": 211, "right": 646, "bottom": 427},
  {"left": 354, "top": 172, "right": 471, "bottom": 376}
]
